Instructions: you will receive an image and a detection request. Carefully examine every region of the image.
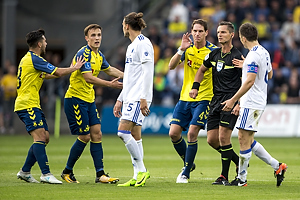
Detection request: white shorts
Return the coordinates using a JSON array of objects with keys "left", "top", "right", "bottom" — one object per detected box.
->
[
  {"left": 120, "top": 101, "right": 151, "bottom": 126},
  {"left": 236, "top": 107, "right": 264, "bottom": 132}
]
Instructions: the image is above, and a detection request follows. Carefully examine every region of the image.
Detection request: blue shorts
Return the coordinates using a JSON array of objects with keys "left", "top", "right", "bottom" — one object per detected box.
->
[
  {"left": 170, "top": 100, "right": 210, "bottom": 131},
  {"left": 16, "top": 108, "right": 49, "bottom": 134},
  {"left": 64, "top": 97, "right": 101, "bottom": 135}
]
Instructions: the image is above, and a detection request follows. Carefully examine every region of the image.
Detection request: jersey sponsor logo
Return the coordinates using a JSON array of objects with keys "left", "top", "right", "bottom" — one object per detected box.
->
[
  {"left": 47, "top": 63, "right": 55, "bottom": 70},
  {"left": 217, "top": 62, "right": 223, "bottom": 71},
  {"left": 193, "top": 61, "right": 202, "bottom": 68},
  {"left": 144, "top": 52, "right": 149, "bottom": 56},
  {"left": 125, "top": 57, "right": 132, "bottom": 63}
]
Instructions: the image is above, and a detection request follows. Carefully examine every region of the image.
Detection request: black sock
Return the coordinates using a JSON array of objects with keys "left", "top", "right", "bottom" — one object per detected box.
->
[
  {"left": 63, "top": 168, "right": 72, "bottom": 174},
  {"left": 96, "top": 170, "right": 105, "bottom": 177},
  {"left": 220, "top": 144, "right": 234, "bottom": 180},
  {"left": 231, "top": 150, "right": 239, "bottom": 166}
]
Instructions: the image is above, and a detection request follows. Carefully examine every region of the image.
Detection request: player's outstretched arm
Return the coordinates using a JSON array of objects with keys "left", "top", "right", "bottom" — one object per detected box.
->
[
  {"left": 221, "top": 73, "right": 256, "bottom": 111},
  {"left": 83, "top": 72, "right": 123, "bottom": 89},
  {"left": 45, "top": 56, "right": 86, "bottom": 79},
  {"left": 105, "top": 66, "right": 124, "bottom": 79}
]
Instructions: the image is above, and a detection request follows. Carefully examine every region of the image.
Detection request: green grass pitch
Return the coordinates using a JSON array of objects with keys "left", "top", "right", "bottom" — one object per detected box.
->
[{"left": 0, "top": 134, "right": 299, "bottom": 200}]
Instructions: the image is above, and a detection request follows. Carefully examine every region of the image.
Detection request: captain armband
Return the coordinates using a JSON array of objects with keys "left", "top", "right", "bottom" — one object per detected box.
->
[{"left": 192, "top": 82, "right": 200, "bottom": 90}]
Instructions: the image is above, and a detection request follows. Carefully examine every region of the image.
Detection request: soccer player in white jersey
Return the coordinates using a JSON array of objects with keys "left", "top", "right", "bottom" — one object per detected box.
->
[
  {"left": 221, "top": 23, "right": 287, "bottom": 187},
  {"left": 113, "top": 12, "right": 154, "bottom": 187}
]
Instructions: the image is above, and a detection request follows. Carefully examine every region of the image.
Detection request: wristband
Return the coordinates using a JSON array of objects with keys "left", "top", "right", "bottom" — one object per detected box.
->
[
  {"left": 192, "top": 82, "right": 200, "bottom": 90},
  {"left": 177, "top": 47, "right": 184, "bottom": 56}
]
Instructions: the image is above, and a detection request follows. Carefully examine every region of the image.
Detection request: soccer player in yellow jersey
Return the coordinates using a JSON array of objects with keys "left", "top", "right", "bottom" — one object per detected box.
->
[
  {"left": 61, "top": 24, "right": 123, "bottom": 184},
  {"left": 1, "top": 65, "right": 17, "bottom": 133},
  {"left": 168, "top": 19, "right": 217, "bottom": 183},
  {"left": 15, "top": 29, "right": 85, "bottom": 184}
]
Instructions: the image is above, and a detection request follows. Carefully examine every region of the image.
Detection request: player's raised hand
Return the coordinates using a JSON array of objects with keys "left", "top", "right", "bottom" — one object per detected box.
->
[
  {"left": 232, "top": 55, "right": 245, "bottom": 68},
  {"left": 180, "top": 32, "right": 192, "bottom": 50},
  {"left": 189, "top": 89, "right": 198, "bottom": 99},
  {"left": 70, "top": 55, "right": 86, "bottom": 70},
  {"left": 110, "top": 77, "right": 123, "bottom": 89}
]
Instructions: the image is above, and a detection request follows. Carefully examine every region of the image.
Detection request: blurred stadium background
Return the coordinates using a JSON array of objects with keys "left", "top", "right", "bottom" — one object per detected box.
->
[{"left": 0, "top": 0, "right": 300, "bottom": 136}]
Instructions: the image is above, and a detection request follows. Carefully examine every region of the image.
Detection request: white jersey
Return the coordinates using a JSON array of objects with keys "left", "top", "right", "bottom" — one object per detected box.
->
[
  {"left": 240, "top": 45, "right": 272, "bottom": 110},
  {"left": 121, "top": 34, "right": 154, "bottom": 103}
]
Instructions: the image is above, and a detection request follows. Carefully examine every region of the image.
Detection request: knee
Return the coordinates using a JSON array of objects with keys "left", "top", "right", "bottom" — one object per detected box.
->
[
  {"left": 219, "top": 134, "right": 227, "bottom": 145},
  {"left": 117, "top": 130, "right": 132, "bottom": 143},
  {"left": 187, "top": 131, "right": 198, "bottom": 142},
  {"left": 79, "top": 134, "right": 91, "bottom": 143},
  {"left": 169, "top": 131, "right": 180, "bottom": 141},
  {"left": 207, "top": 137, "right": 219, "bottom": 149}
]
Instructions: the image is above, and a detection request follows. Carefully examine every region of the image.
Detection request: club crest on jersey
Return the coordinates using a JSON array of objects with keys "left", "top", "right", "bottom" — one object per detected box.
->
[
  {"left": 217, "top": 62, "right": 223, "bottom": 72},
  {"left": 187, "top": 59, "right": 192, "bottom": 67},
  {"left": 144, "top": 52, "right": 148, "bottom": 56}
]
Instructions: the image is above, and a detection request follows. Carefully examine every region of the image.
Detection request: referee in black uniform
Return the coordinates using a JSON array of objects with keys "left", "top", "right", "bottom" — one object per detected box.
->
[{"left": 189, "top": 21, "right": 242, "bottom": 185}]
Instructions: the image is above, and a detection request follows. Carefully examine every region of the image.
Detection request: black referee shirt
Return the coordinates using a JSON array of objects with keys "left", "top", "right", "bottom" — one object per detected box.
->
[{"left": 203, "top": 47, "right": 242, "bottom": 94}]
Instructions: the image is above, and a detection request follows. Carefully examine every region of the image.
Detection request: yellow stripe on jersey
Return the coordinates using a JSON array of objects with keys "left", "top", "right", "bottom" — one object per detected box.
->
[
  {"left": 65, "top": 45, "right": 110, "bottom": 103},
  {"left": 180, "top": 43, "right": 217, "bottom": 102}
]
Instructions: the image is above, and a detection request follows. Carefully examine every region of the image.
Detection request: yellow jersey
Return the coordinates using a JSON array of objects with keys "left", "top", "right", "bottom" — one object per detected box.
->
[
  {"left": 14, "top": 51, "right": 57, "bottom": 111},
  {"left": 179, "top": 41, "right": 217, "bottom": 102},
  {"left": 1, "top": 74, "right": 17, "bottom": 100},
  {"left": 65, "top": 45, "right": 110, "bottom": 103}
]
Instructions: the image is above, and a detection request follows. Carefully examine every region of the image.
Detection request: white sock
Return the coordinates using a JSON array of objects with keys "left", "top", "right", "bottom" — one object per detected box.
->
[
  {"left": 131, "top": 156, "right": 138, "bottom": 180},
  {"left": 118, "top": 131, "right": 146, "bottom": 173},
  {"left": 131, "top": 139, "right": 144, "bottom": 179},
  {"left": 137, "top": 139, "right": 144, "bottom": 160},
  {"left": 251, "top": 140, "right": 279, "bottom": 170},
  {"left": 239, "top": 149, "right": 252, "bottom": 182}
]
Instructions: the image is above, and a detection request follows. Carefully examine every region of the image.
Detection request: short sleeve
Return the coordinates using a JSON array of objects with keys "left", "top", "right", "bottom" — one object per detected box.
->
[
  {"left": 99, "top": 51, "right": 110, "bottom": 70},
  {"left": 140, "top": 43, "right": 153, "bottom": 63},
  {"left": 31, "top": 53, "right": 57, "bottom": 74},
  {"left": 203, "top": 51, "right": 212, "bottom": 68},
  {"left": 75, "top": 49, "right": 92, "bottom": 73}
]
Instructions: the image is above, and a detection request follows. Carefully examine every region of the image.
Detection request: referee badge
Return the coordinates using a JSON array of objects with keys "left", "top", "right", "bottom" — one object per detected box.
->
[{"left": 217, "top": 62, "right": 223, "bottom": 72}]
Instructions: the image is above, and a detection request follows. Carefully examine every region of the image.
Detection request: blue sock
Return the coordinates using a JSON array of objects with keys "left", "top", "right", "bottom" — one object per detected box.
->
[
  {"left": 32, "top": 141, "right": 50, "bottom": 174},
  {"left": 90, "top": 141, "right": 104, "bottom": 174},
  {"left": 66, "top": 138, "right": 87, "bottom": 170},
  {"left": 172, "top": 137, "right": 187, "bottom": 164},
  {"left": 182, "top": 141, "right": 198, "bottom": 178},
  {"left": 22, "top": 144, "right": 37, "bottom": 172}
]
